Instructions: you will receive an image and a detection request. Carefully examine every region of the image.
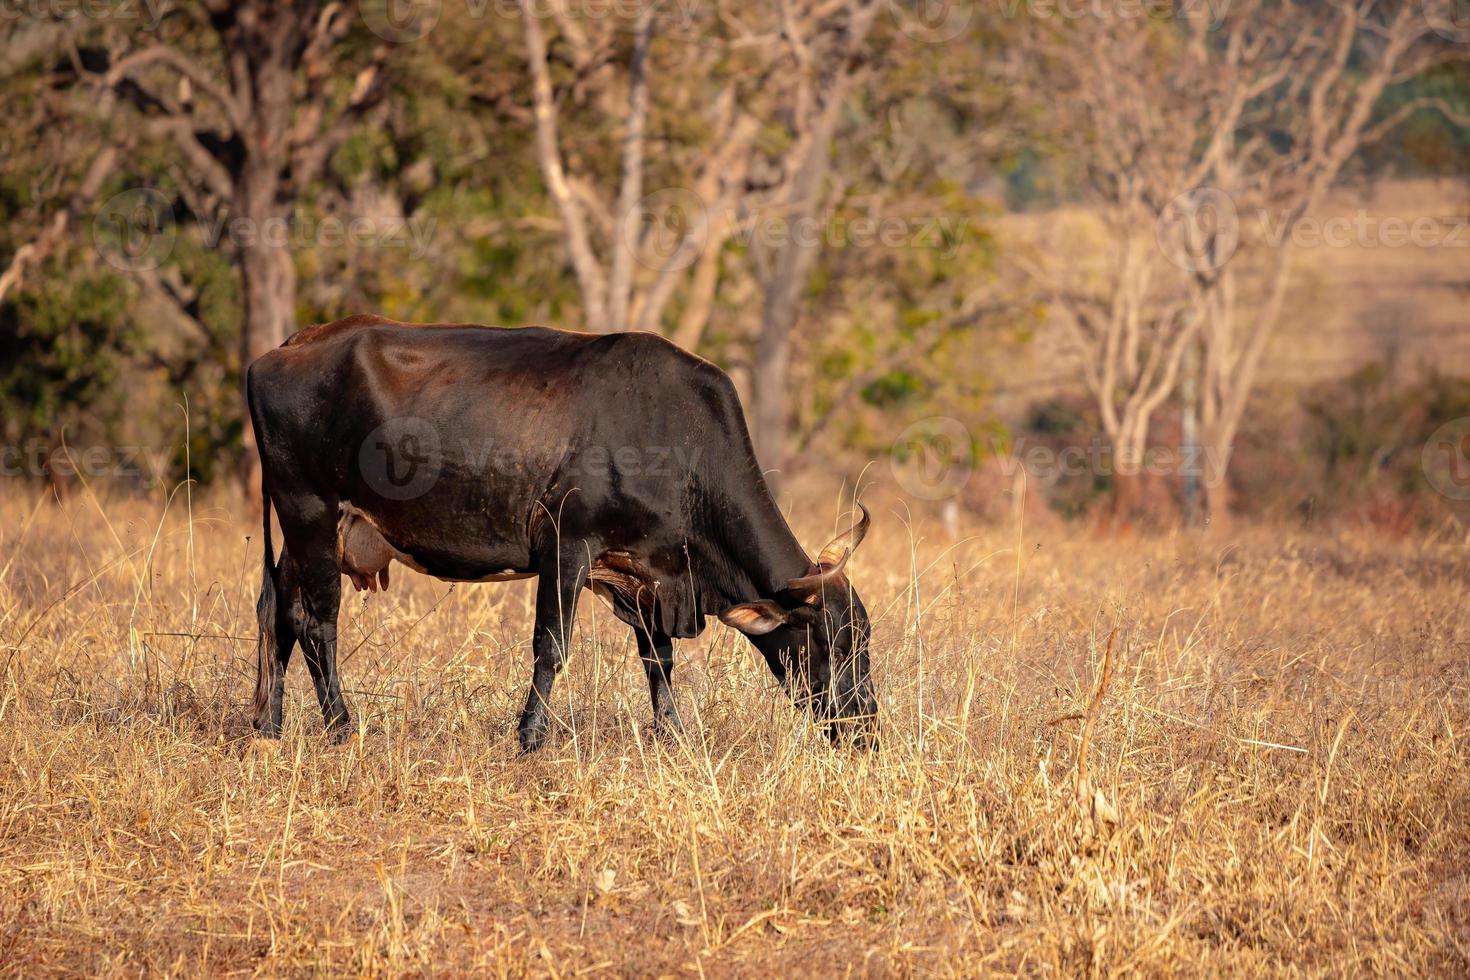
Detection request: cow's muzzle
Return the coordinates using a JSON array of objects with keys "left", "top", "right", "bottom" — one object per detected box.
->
[{"left": 822, "top": 687, "right": 879, "bottom": 751}]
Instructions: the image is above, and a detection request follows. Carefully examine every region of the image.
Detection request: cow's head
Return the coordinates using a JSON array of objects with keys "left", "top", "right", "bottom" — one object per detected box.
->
[{"left": 720, "top": 504, "right": 877, "bottom": 747}]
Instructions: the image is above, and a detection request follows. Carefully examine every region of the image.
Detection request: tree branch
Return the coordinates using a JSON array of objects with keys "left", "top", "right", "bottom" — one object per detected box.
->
[
  {"left": 605, "top": 6, "right": 654, "bottom": 333},
  {"left": 639, "top": 112, "right": 760, "bottom": 339},
  {"left": 289, "top": 51, "right": 390, "bottom": 194},
  {"left": 0, "top": 145, "right": 120, "bottom": 304},
  {"left": 142, "top": 116, "right": 237, "bottom": 199},
  {"left": 520, "top": 0, "right": 608, "bottom": 329},
  {"left": 795, "top": 300, "right": 1019, "bottom": 454},
  {"left": 1360, "top": 95, "right": 1470, "bottom": 146},
  {"left": 106, "top": 45, "right": 246, "bottom": 133}
]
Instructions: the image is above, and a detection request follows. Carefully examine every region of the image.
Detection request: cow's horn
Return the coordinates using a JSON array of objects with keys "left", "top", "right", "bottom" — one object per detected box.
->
[
  {"left": 815, "top": 502, "right": 871, "bottom": 567},
  {"left": 786, "top": 547, "right": 851, "bottom": 600}
]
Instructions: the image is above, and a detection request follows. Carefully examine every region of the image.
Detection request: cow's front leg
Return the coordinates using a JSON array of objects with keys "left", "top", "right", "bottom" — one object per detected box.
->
[
  {"left": 637, "top": 629, "right": 681, "bottom": 736},
  {"left": 518, "top": 551, "right": 588, "bottom": 752}
]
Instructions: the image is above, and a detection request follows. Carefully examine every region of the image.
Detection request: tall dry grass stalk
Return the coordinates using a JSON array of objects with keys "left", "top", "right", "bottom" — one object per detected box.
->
[{"left": 0, "top": 487, "right": 1466, "bottom": 974}]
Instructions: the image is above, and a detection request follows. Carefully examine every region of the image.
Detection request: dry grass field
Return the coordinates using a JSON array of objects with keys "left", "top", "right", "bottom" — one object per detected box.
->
[{"left": 0, "top": 487, "right": 1467, "bottom": 976}]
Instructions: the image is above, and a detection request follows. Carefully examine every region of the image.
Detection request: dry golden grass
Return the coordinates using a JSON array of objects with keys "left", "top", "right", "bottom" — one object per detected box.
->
[{"left": 1, "top": 486, "right": 1466, "bottom": 976}]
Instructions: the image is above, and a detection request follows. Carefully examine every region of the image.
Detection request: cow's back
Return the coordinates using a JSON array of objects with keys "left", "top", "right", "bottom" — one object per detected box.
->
[{"left": 246, "top": 317, "right": 761, "bottom": 595}]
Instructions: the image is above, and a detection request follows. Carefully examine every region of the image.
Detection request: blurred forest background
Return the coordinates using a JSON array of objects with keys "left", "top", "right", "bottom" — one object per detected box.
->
[{"left": 2, "top": 0, "right": 1468, "bottom": 530}]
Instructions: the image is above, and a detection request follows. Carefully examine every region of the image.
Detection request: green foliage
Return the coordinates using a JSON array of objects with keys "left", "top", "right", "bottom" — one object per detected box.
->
[
  {"left": 1025, "top": 399, "right": 1088, "bottom": 437},
  {"left": 862, "top": 369, "right": 924, "bottom": 408},
  {"left": 1362, "top": 63, "right": 1470, "bottom": 176},
  {"left": 1013, "top": 395, "right": 1113, "bottom": 519},
  {"left": 0, "top": 256, "right": 136, "bottom": 445},
  {"left": 1234, "top": 365, "right": 1470, "bottom": 527}
]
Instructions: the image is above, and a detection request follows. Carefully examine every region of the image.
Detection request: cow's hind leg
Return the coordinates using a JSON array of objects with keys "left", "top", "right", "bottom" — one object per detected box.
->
[
  {"left": 518, "top": 549, "right": 589, "bottom": 753},
  {"left": 273, "top": 502, "right": 353, "bottom": 741},
  {"left": 637, "top": 629, "right": 681, "bottom": 736},
  {"left": 252, "top": 547, "right": 298, "bottom": 737}
]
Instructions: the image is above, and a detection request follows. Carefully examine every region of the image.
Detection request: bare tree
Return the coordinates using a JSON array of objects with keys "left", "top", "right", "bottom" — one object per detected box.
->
[
  {"left": 1174, "top": 0, "right": 1470, "bottom": 525},
  {"left": 742, "top": 0, "right": 877, "bottom": 487},
  {"left": 1019, "top": 3, "right": 1468, "bottom": 524},
  {"left": 1013, "top": 16, "right": 1203, "bottom": 520},
  {"left": 517, "top": 0, "right": 760, "bottom": 338},
  {"left": 72, "top": 1, "right": 390, "bottom": 493}
]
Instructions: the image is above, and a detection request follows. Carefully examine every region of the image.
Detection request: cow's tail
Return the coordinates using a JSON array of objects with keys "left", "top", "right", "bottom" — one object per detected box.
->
[{"left": 252, "top": 478, "right": 282, "bottom": 728}]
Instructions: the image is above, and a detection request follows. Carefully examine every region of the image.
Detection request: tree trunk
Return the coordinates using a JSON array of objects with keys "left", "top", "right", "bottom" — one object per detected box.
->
[
  {"left": 238, "top": 217, "right": 298, "bottom": 501},
  {"left": 752, "top": 315, "right": 792, "bottom": 497},
  {"left": 89, "top": 0, "right": 386, "bottom": 509},
  {"left": 749, "top": 109, "right": 845, "bottom": 492},
  {"left": 1105, "top": 423, "right": 1178, "bottom": 529},
  {"left": 1201, "top": 470, "right": 1232, "bottom": 531},
  {"left": 1199, "top": 428, "right": 1235, "bottom": 530},
  {"left": 1107, "top": 469, "right": 1147, "bottom": 530}
]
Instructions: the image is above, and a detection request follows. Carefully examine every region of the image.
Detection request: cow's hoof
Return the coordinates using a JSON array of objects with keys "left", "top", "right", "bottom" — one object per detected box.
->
[
  {"left": 651, "top": 715, "right": 683, "bottom": 741},
  {"left": 518, "top": 699, "right": 554, "bottom": 752},
  {"left": 518, "top": 719, "right": 548, "bottom": 753},
  {"left": 518, "top": 731, "right": 546, "bottom": 753}
]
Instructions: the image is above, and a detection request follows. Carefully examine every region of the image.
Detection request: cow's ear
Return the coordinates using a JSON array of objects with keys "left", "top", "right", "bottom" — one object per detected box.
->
[{"left": 719, "top": 600, "right": 790, "bottom": 636}]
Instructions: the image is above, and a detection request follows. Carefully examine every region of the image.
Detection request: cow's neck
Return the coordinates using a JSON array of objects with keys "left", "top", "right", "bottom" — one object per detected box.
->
[{"left": 711, "top": 480, "right": 813, "bottom": 605}]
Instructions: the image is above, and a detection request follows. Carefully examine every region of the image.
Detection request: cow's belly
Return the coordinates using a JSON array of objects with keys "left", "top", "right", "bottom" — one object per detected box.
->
[{"left": 336, "top": 502, "right": 534, "bottom": 592}]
